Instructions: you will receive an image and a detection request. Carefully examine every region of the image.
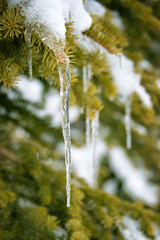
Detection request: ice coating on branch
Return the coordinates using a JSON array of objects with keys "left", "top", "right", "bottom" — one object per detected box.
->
[
  {"left": 24, "top": 28, "right": 32, "bottom": 80},
  {"left": 8, "top": 0, "right": 92, "bottom": 42},
  {"left": 125, "top": 98, "right": 132, "bottom": 149},
  {"left": 57, "top": 52, "right": 72, "bottom": 207}
]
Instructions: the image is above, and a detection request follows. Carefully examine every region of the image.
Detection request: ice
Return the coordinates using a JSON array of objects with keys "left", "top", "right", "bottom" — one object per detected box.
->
[
  {"left": 24, "top": 28, "right": 32, "bottom": 80},
  {"left": 83, "top": 64, "right": 92, "bottom": 145},
  {"left": 56, "top": 51, "right": 72, "bottom": 207},
  {"left": 8, "top": 0, "right": 92, "bottom": 208},
  {"left": 91, "top": 110, "right": 99, "bottom": 184},
  {"left": 86, "top": 116, "right": 91, "bottom": 146},
  {"left": 83, "top": 63, "right": 91, "bottom": 93},
  {"left": 125, "top": 97, "right": 132, "bottom": 149},
  {"left": 8, "top": 0, "right": 92, "bottom": 42}
]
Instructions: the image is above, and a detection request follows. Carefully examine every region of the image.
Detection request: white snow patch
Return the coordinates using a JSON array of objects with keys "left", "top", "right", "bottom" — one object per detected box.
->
[
  {"left": 84, "top": 0, "right": 106, "bottom": 17},
  {"left": 102, "top": 179, "right": 118, "bottom": 194},
  {"left": 109, "top": 147, "right": 158, "bottom": 206},
  {"left": 119, "top": 216, "right": 150, "bottom": 240},
  {"left": 107, "top": 53, "right": 152, "bottom": 107},
  {"left": 155, "top": 226, "right": 160, "bottom": 240},
  {"left": 8, "top": 0, "right": 92, "bottom": 43},
  {"left": 37, "top": 90, "right": 80, "bottom": 127},
  {"left": 111, "top": 10, "right": 125, "bottom": 29},
  {"left": 72, "top": 138, "right": 106, "bottom": 186},
  {"left": 18, "top": 75, "right": 42, "bottom": 102},
  {"left": 139, "top": 60, "right": 151, "bottom": 69},
  {"left": 132, "top": 123, "right": 147, "bottom": 135},
  {"left": 17, "top": 77, "right": 79, "bottom": 127},
  {"left": 38, "top": 89, "right": 61, "bottom": 127}
]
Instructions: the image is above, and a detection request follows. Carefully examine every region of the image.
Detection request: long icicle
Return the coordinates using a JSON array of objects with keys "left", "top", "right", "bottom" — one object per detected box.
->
[
  {"left": 25, "top": 28, "right": 32, "bottom": 80},
  {"left": 125, "top": 97, "right": 132, "bottom": 150},
  {"left": 56, "top": 51, "right": 71, "bottom": 207}
]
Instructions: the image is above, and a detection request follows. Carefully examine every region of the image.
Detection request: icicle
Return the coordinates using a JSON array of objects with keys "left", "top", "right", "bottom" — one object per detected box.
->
[
  {"left": 91, "top": 111, "right": 99, "bottom": 186},
  {"left": 56, "top": 50, "right": 72, "bottom": 208},
  {"left": 86, "top": 116, "right": 91, "bottom": 147},
  {"left": 83, "top": 65, "right": 87, "bottom": 93},
  {"left": 36, "top": 151, "right": 40, "bottom": 160},
  {"left": 125, "top": 97, "right": 132, "bottom": 150},
  {"left": 118, "top": 54, "right": 122, "bottom": 69},
  {"left": 83, "top": 63, "right": 92, "bottom": 145},
  {"left": 83, "top": 63, "right": 91, "bottom": 93},
  {"left": 25, "top": 28, "right": 32, "bottom": 80}
]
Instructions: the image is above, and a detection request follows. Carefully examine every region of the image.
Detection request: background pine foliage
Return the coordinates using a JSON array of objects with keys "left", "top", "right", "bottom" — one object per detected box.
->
[{"left": 0, "top": 0, "right": 160, "bottom": 239}]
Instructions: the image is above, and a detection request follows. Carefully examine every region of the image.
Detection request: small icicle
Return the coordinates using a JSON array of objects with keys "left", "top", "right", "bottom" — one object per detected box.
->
[
  {"left": 25, "top": 28, "right": 32, "bottom": 80},
  {"left": 36, "top": 151, "right": 40, "bottom": 160},
  {"left": 83, "top": 63, "right": 92, "bottom": 145},
  {"left": 83, "top": 63, "right": 91, "bottom": 93},
  {"left": 83, "top": 65, "right": 87, "bottom": 93},
  {"left": 56, "top": 50, "right": 72, "bottom": 208},
  {"left": 91, "top": 110, "right": 99, "bottom": 186},
  {"left": 118, "top": 54, "right": 122, "bottom": 70},
  {"left": 86, "top": 116, "right": 91, "bottom": 147},
  {"left": 125, "top": 97, "right": 132, "bottom": 150}
]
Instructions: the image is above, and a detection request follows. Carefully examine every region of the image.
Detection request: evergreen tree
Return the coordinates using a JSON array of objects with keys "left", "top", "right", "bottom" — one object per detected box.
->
[{"left": 0, "top": 0, "right": 160, "bottom": 239}]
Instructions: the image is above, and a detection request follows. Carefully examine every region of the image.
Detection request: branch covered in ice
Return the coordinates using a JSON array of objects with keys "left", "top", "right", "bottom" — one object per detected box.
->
[{"left": 8, "top": 0, "right": 92, "bottom": 44}]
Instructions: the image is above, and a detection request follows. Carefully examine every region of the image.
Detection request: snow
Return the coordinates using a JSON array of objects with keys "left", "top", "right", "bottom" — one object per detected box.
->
[
  {"left": 111, "top": 10, "right": 125, "bottom": 30},
  {"left": 18, "top": 75, "right": 42, "bottom": 102},
  {"left": 84, "top": 0, "right": 106, "bottom": 17},
  {"left": 8, "top": 0, "right": 92, "bottom": 43},
  {"left": 107, "top": 53, "right": 152, "bottom": 107},
  {"left": 72, "top": 137, "right": 106, "bottom": 186},
  {"left": 78, "top": 34, "right": 152, "bottom": 108},
  {"left": 157, "top": 78, "right": 160, "bottom": 88},
  {"left": 17, "top": 76, "right": 79, "bottom": 127},
  {"left": 102, "top": 179, "right": 118, "bottom": 194},
  {"left": 108, "top": 148, "right": 158, "bottom": 206},
  {"left": 119, "top": 216, "right": 150, "bottom": 240}
]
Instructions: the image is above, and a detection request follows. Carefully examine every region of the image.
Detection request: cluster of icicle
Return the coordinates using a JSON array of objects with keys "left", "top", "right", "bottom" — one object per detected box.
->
[{"left": 83, "top": 64, "right": 100, "bottom": 186}]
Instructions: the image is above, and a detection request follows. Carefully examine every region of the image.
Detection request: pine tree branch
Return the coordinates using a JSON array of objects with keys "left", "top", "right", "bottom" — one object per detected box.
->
[{"left": 0, "top": 146, "right": 20, "bottom": 164}]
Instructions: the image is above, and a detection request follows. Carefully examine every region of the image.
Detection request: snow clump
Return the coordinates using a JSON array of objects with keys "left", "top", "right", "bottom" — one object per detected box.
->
[{"left": 8, "top": 0, "right": 92, "bottom": 44}]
